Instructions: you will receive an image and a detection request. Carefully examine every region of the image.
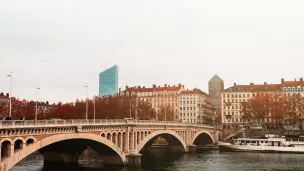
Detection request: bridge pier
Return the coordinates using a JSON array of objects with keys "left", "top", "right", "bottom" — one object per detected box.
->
[
  {"left": 187, "top": 145, "right": 197, "bottom": 154},
  {"left": 126, "top": 153, "right": 142, "bottom": 167}
]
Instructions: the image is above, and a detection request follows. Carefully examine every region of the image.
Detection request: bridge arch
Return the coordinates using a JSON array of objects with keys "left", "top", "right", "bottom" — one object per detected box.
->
[
  {"left": 3, "top": 133, "right": 126, "bottom": 170},
  {"left": 0, "top": 138, "right": 13, "bottom": 145},
  {"left": 135, "top": 130, "right": 187, "bottom": 154},
  {"left": 191, "top": 131, "right": 215, "bottom": 145}
]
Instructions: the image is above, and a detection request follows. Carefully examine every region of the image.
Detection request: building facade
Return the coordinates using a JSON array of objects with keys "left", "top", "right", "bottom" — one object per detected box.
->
[
  {"left": 179, "top": 89, "right": 215, "bottom": 124},
  {"left": 99, "top": 65, "right": 118, "bottom": 97},
  {"left": 221, "top": 80, "right": 298, "bottom": 128},
  {"left": 281, "top": 78, "right": 304, "bottom": 98},
  {"left": 209, "top": 74, "right": 224, "bottom": 110},
  {"left": 120, "top": 84, "right": 185, "bottom": 121}
]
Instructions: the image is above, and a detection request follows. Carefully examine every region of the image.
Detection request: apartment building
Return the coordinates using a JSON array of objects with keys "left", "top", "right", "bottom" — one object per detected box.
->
[
  {"left": 179, "top": 89, "right": 215, "bottom": 124},
  {"left": 221, "top": 82, "right": 282, "bottom": 128},
  {"left": 119, "top": 84, "right": 185, "bottom": 121}
]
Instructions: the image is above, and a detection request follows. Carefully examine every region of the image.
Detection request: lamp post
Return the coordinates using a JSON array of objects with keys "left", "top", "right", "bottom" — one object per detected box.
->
[
  {"left": 93, "top": 99, "right": 96, "bottom": 123},
  {"left": 35, "top": 86, "right": 40, "bottom": 121},
  {"left": 135, "top": 91, "right": 138, "bottom": 120},
  {"left": 7, "top": 72, "right": 12, "bottom": 118},
  {"left": 165, "top": 99, "right": 167, "bottom": 122},
  {"left": 129, "top": 91, "right": 132, "bottom": 118},
  {"left": 84, "top": 83, "right": 88, "bottom": 120}
]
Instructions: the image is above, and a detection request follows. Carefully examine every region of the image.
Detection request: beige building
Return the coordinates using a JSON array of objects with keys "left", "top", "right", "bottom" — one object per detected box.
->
[
  {"left": 281, "top": 78, "right": 304, "bottom": 98},
  {"left": 221, "top": 82, "right": 281, "bottom": 128},
  {"left": 179, "top": 89, "right": 215, "bottom": 124},
  {"left": 120, "top": 84, "right": 185, "bottom": 121}
]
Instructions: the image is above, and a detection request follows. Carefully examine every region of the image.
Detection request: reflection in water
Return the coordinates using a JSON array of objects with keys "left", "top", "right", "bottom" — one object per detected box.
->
[{"left": 9, "top": 149, "right": 304, "bottom": 171}]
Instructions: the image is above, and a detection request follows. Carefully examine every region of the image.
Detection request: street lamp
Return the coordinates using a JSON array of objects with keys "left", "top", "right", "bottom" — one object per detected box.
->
[
  {"left": 164, "top": 97, "right": 167, "bottom": 122},
  {"left": 84, "top": 83, "right": 88, "bottom": 120},
  {"left": 93, "top": 99, "right": 96, "bottom": 123},
  {"left": 135, "top": 91, "right": 138, "bottom": 120},
  {"left": 35, "top": 86, "right": 40, "bottom": 121},
  {"left": 7, "top": 72, "right": 12, "bottom": 118}
]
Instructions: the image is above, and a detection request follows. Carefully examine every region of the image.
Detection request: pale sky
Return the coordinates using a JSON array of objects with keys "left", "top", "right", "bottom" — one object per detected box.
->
[{"left": 1, "top": 0, "right": 304, "bottom": 103}]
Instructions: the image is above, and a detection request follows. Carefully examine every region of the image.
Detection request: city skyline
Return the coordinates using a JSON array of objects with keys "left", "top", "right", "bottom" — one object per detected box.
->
[{"left": 1, "top": 1, "right": 304, "bottom": 103}]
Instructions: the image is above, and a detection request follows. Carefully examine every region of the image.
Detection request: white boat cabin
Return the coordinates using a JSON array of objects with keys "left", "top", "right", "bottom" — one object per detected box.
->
[{"left": 232, "top": 134, "right": 304, "bottom": 147}]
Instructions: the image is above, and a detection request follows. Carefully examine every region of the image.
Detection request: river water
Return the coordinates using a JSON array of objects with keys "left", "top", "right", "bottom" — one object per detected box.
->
[{"left": 9, "top": 150, "right": 304, "bottom": 171}]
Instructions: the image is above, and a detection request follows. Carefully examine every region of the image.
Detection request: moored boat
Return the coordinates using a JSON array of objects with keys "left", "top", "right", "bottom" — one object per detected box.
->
[{"left": 219, "top": 134, "right": 304, "bottom": 153}]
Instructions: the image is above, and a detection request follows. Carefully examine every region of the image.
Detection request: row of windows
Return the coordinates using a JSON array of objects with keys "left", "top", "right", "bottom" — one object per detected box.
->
[
  {"left": 223, "top": 99, "right": 248, "bottom": 103},
  {"left": 137, "top": 92, "right": 179, "bottom": 97},
  {"left": 153, "top": 97, "right": 177, "bottom": 101},
  {"left": 180, "top": 113, "right": 197, "bottom": 117},
  {"left": 180, "top": 107, "right": 196, "bottom": 111},
  {"left": 223, "top": 105, "right": 242, "bottom": 110},
  {"left": 180, "top": 96, "right": 199, "bottom": 100},
  {"left": 153, "top": 103, "right": 178, "bottom": 107},
  {"left": 283, "top": 87, "right": 304, "bottom": 92},
  {"left": 223, "top": 111, "right": 240, "bottom": 116},
  {"left": 179, "top": 101, "right": 197, "bottom": 105},
  {"left": 283, "top": 93, "right": 301, "bottom": 97},
  {"left": 223, "top": 94, "right": 250, "bottom": 98},
  {"left": 224, "top": 118, "right": 273, "bottom": 123}
]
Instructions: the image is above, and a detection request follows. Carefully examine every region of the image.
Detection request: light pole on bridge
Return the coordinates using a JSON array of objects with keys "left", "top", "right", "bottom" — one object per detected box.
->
[
  {"left": 84, "top": 83, "right": 88, "bottom": 120},
  {"left": 93, "top": 99, "right": 96, "bottom": 123},
  {"left": 35, "top": 86, "right": 40, "bottom": 121},
  {"left": 7, "top": 72, "right": 12, "bottom": 118}
]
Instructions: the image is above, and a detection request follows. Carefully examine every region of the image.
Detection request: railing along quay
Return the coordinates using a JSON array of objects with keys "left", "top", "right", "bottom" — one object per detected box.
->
[{"left": 0, "top": 119, "right": 218, "bottom": 129}]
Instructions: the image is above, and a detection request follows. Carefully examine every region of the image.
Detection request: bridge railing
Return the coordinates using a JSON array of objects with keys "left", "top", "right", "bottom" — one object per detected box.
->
[{"left": 0, "top": 119, "right": 217, "bottom": 129}]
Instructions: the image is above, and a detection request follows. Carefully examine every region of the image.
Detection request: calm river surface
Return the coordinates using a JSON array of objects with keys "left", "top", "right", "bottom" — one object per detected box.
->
[{"left": 9, "top": 150, "right": 304, "bottom": 171}]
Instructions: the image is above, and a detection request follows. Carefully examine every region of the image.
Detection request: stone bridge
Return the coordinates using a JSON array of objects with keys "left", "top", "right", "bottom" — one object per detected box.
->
[{"left": 0, "top": 119, "right": 220, "bottom": 171}]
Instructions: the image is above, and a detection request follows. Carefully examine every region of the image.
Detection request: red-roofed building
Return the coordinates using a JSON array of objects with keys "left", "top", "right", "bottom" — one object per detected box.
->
[
  {"left": 221, "top": 81, "right": 283, "bottom": 128},
  {"left": 120, "top": 84, "right": 185, "bottom": 121},
  {"left": 220, "top": 78, "right": 304, "bottom": 128},
  {"left": 281, "top": 78, "right": 304, "bottom": 98},
  {"left": 179, "top": 89, "right": 215, "bottom": 124}
]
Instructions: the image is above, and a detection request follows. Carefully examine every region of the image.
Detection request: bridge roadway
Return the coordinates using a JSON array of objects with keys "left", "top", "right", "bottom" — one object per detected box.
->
[{"left": 0, "top": 119, "right": 220, "bottom": 171}]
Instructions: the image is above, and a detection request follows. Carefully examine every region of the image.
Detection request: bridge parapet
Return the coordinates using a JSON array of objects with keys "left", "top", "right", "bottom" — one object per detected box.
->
[{"left": 0, "top": 119, "right": 217, "bottom": 129}]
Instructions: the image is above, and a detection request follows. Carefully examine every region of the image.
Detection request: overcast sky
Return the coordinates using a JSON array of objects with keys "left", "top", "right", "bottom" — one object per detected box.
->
[{"left": 1, "top": 0, "right": 304, "bottom": 103}]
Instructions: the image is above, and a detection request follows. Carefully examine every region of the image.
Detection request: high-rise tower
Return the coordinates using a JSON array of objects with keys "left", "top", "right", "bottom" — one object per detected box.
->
[
  {"left": 99, "top": 65, "right": 118, "bottom": 97},
  {"left": 208, "top": 74, "right": 224, "bottom": 110}
]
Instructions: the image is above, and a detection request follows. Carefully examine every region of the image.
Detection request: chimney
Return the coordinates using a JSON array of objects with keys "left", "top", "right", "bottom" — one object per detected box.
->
[
  {"left": 281, "top": 78, "right": 284, "bottom": 84},
  {"left": 250, "top": 83, "right": 254, "bottom": 86},
  {"left": 234, "top": 83, "right": 236, "bottom": 86},
  {"left": 164, "top": 84, "right": 167, "bottom": 88},
  {"left": 168, "top": 85, "right": 170, "bottom": 87},
  {"left": 6, "top": 93, "right": 9, "bottom": 97},
  {"left": 119, "top": 88, "right": 121, "bottom": 93},
  {"left": 138, "top": 86, "right": 141, "bottom": 89},
  {"left": 178, "top": 84, "right": 181, "bottom": 87},
  {"left": 143, "top": 86, "right": 145, "bottom": 88},
  {"left": 301, "top": 78, "right": 303, "bottom": 82},
  {"left": 153, "top": 84, "right": 156, "bottom": 88},
  {"left": 126, "top": 85, "right": 129, "bottom": 89}
]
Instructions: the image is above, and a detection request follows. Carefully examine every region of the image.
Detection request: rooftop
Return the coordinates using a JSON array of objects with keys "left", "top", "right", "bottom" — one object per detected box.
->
[
  {"left": 180, "top": 88, "right": 210, "bottom": 97},
  {"left": 209, "top": 74, "right": 223, "bottom": 82},
  {"left": 121, "top": 84, "right": 184, "bottom": 93}
]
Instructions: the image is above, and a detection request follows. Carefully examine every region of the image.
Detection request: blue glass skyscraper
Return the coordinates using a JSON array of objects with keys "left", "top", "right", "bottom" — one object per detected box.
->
[{"left": 99, "top": 65, "right": 118, "bottom": 97}]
